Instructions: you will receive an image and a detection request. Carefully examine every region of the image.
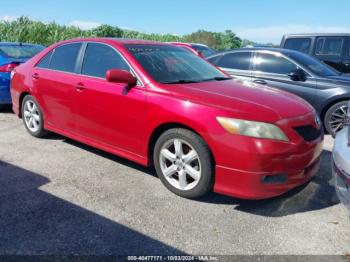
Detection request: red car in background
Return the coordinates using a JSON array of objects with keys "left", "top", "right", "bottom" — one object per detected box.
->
[
  {"left": 11, "top": 38, "right": 323, "bottom": 199},
  {"left": 169, "top": 42, "right": 216, "bottom": 58}
]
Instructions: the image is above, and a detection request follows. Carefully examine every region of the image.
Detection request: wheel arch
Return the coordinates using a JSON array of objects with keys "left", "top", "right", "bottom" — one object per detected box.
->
[
  {"left": 147, "top": 122, "right": 216, "bottom": 167},
  {"left": 321, "top": 97, "right": 350, "bottom": 121},
  {"left": 18, "top": 91, "right": 31, "bottom": 118}
]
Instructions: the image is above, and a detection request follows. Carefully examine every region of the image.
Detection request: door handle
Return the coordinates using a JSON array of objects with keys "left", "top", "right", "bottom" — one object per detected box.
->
[
  {"left": 76, "top": 82, "right": 86, "bottom": 92},
  {"left": 253, "top": 79, "right": 267, "bottom": 85},
  {"left": 32, "top": 73, "right": 40, "bottom": 80}
]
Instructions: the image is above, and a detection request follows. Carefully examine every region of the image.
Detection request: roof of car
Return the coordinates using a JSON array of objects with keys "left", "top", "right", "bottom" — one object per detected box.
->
[
  {"left": 283, "top": 33, "right": 350, "bottom": 37},
  {"left": 109, "top": 38, "right": 169, "bottom": 45},
  {"left": 209, "top": 47, "right": 302, "bottom": 57}
]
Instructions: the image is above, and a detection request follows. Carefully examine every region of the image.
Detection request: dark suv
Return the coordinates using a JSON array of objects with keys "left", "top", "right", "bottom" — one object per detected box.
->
[
  {"left": 281, "top": 34, "right": 350, "bottom": 74},
  {"left": 207, "top": 48, "right": 350, "bottom": 136}
]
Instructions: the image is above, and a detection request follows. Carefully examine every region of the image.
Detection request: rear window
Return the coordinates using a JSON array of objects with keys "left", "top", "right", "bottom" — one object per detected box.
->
[
  {"left": 191, "top": 44, "right": 216, "bottom": 57},
  {"left": 284, "top": 38, "right": 311, "bottom": 54},
  {"left": 0, "top": 45, "right": 44, "bottom": 59}
]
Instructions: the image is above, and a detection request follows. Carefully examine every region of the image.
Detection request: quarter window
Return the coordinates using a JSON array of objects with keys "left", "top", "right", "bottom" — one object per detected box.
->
[
  {"left": 255, "top": 53, "right": 297, "bottom": 74},
  {"left": 36, "top": 51, "right": 53, "bottom": 69},
  {"left": 284, "top": 38, "right": 311, "bottom": 54},
  {"left": 216, "top": 52, "right": 251, "bottom": 70},
  {"left": 316, "top": 37, "right": 343, "bottom": 56},
  {"left": 50, "top": 43, "right": 82, "bottom": 73},
  {"left": 81, "top": 43, "right": 130, "bottom": 78}
]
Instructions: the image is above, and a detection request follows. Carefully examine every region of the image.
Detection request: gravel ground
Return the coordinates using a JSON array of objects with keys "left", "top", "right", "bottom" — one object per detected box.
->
[{"left": 0, "top": 107, "right": 349, "bottom": 256}]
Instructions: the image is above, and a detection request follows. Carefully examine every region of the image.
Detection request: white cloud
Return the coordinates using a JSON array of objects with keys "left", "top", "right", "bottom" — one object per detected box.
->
[
  {"left": 68, "top": 20, "right": 101, "bottom": 30},
  {"left": 236, "top": 24, "right": 350, "bottom": 44},
  {"left": 0, "top": 15, "right": 19, "bottom": 22}
]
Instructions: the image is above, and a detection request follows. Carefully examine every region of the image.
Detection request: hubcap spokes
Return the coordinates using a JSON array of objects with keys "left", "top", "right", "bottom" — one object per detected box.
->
[
  {"left": 160, "top": 139, "right": 201, "bottom": 191},
  {"left": 330, "top": 105, "right": 348, "bottom": 134},
  {"left": 24, "top": 101, "right": 40, "bottom": 133}
]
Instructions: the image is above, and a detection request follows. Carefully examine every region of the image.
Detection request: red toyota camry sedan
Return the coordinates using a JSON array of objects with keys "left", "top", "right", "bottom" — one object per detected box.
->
[{"left": 11, "top": 38, "right": 324, "bottom": 199}]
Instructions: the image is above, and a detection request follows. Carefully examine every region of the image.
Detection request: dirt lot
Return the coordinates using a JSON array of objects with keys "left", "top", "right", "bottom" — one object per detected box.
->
[{"left": 0, "top": 108, "right": 349, "bottom": 255}]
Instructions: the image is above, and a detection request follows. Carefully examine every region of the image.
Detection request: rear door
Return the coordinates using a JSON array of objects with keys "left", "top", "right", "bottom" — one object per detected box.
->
[
  {"left": 208, "top": 51, "right": 253, "bottom": 82},
  {"left": 314, "top": 36, "right": 347, "bottom": 73},
  {"left": 33, "top": 42, "right": 83, "bottom": 131},
  {"left": 251, "top": 51, "right": 318, "bottom": 109}
]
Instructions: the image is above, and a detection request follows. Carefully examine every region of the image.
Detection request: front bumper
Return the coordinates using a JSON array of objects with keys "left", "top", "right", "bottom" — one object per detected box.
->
[
  {"left": 332, "top": 127, "right": 350, "bottom": 212},
  {"left": 212, "top": 112, "right": 324, "bottom": 199}
]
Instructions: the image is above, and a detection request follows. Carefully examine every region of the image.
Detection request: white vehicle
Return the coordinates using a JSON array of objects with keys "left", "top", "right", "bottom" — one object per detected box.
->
[{"left": 332, "top": 100, "right": 350, "bottom": 212}]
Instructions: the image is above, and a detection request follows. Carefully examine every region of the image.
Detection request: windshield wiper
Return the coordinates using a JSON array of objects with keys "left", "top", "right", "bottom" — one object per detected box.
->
[
  {"left": 201, "top": 76, "right": 233, "bottom": 82},
  {"left": 161, "top": 79, "right": 201, "bottom": 84}
]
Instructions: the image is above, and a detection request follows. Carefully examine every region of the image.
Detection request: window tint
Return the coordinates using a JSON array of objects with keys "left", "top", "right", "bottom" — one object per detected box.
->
[
  {"left": 316, "top": 37, "right": 343, "bottom": 56},
  {"left": 0, "top": 44, "right": 44, "bottom": 59},
  {"left": 217, "top": 52, "right": 251, "bottom": 70},
  {"left": 36, "top": 51, "right": 53, "bottom": 69},
  {"left": 50, "top": 43, "right": 82, "bottom": 73},
  {"left": 82, "top": 43, "right": 130, "bottom": 78},
  {"left": 207, "top": 55, "right": 223, "bottom": 65},
  {"left": 255, "top": 53, "right": 297, "bottom": 74},
  {"left": 284, "top": 38, "right": 311, "bottom": 54}
]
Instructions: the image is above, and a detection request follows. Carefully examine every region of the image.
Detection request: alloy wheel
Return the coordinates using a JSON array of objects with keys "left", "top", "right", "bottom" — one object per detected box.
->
[
  {"left": 330, "top": 104, "right": 348, "bottom": 134},
  {"left": 159, "top": 138, "right": 202, "bottom": 191},
  {"left": 23, "top": 100, "right": 41, "bottom": 133}
]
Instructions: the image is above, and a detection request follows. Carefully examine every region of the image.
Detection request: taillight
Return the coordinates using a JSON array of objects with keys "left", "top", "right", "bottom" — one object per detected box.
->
[{"left": 0, "top": 63, "right": 19, "bottom": 73}]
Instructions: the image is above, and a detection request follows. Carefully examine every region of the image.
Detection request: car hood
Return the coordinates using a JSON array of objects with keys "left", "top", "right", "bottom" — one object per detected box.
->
[{"left": 163, "top": 79, "right": 314, "bottom": 123}]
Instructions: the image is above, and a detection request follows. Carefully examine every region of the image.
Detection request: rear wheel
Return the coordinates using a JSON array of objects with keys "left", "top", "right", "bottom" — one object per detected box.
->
[
  {"left": 21, "top": 95, "right": 48, "bottom": 138},
  {"left": 324, "top": 101, "right": 349, "bottom": 136},
  {"left": 153, "top": 128, "right": 214, "bottom": 199}
]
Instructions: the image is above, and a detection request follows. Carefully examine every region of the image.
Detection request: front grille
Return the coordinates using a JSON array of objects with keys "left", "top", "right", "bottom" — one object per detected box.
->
[{"left": 293, "top": 125, "right": 322, "bottom": 142}]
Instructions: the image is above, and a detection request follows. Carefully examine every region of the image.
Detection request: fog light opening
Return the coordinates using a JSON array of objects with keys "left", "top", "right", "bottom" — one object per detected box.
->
[{"left": 262, "top": 174, "right": 287, "bottom": 184}]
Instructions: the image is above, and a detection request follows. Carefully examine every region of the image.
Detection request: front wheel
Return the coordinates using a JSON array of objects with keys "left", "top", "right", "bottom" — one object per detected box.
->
[
  {"left": 153, "top": 128, "right": 214, "bottom": 199},
  {"left": 324, "top": 101, "right": 349, "bottom": 137},
  {"left": 21, "top": 95, "right": 48, "bottom": 138}
]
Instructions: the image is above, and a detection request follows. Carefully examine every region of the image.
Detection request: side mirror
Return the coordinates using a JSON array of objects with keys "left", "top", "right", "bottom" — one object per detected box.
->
[
  {"left": 106, "top": 69, "right": 137, "bottom": 86},
  {"left": 288, "top": 69, "right": 306, "bottom": 81}
]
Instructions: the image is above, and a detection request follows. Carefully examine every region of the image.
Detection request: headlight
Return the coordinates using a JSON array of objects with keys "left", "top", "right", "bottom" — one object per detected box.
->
[{"left": 216, "top": 117, "right": 289, "bottom": 141}]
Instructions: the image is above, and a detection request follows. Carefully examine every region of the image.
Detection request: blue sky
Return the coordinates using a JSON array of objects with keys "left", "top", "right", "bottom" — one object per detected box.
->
[{"left": 1, "top": 0, "right": 349, "bottom": 43}]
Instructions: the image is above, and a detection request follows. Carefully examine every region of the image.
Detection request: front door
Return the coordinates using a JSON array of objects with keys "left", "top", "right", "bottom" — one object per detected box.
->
[
  {"left": 74, "top": 43, "right": 146, "bottom": 156},
  {"left": 251, "top": 51, "right": 318, "bottom": 110}
]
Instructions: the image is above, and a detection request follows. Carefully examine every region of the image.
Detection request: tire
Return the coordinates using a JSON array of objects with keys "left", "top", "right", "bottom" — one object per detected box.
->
[
  {"left": 21, "top": 95, "right": 48, "bottom": 138},
  {"left": 324, "top": 101, "right": 349, "bottom": 137},
  {"left": 153, "top": 128, "right": 214, "bottom": 199}
]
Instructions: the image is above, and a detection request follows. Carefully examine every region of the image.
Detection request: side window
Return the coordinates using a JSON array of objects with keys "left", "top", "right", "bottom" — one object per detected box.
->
[
  {"left": 255, "top": 53, "right": 297, "bottom": 74},
  {"left": 217, "top": 52, "right": 251, "bottom": 70},
  {"left": 82, "top": 43, "right": 130, "bottom": 78},
  {"left": 284, "top": 38, "right": 311, "bottom": 54},
  {"left": 207, "top": 55, "right": 223, "bottom": 65},
  {"left": 36, "top": 51, "right": 53, "bottom": 69},
  {"left": 315, "top": 37, "right": 343, "bottom": 56},
  {"left": 50, "top": 43, "right": 82, "bottom": 73}
]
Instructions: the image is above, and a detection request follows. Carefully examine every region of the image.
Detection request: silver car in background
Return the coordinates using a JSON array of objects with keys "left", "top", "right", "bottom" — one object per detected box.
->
[{"left": 332, "top": 101, "right": 350, "bottom": 212}]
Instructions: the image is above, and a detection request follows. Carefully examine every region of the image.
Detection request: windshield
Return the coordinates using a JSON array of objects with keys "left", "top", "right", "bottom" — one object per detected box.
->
[
  {"left": 0, "top": 44, "right": 44, "bottom": 59},
  {"left": 287, "top": 51, "right": 339, "bottom": 77},
  {"left": 191, "top": 44, "right": 216, "bottom": 57},
  {"left": 125, "top": 44, "right": 227, "bottom": 84}
]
